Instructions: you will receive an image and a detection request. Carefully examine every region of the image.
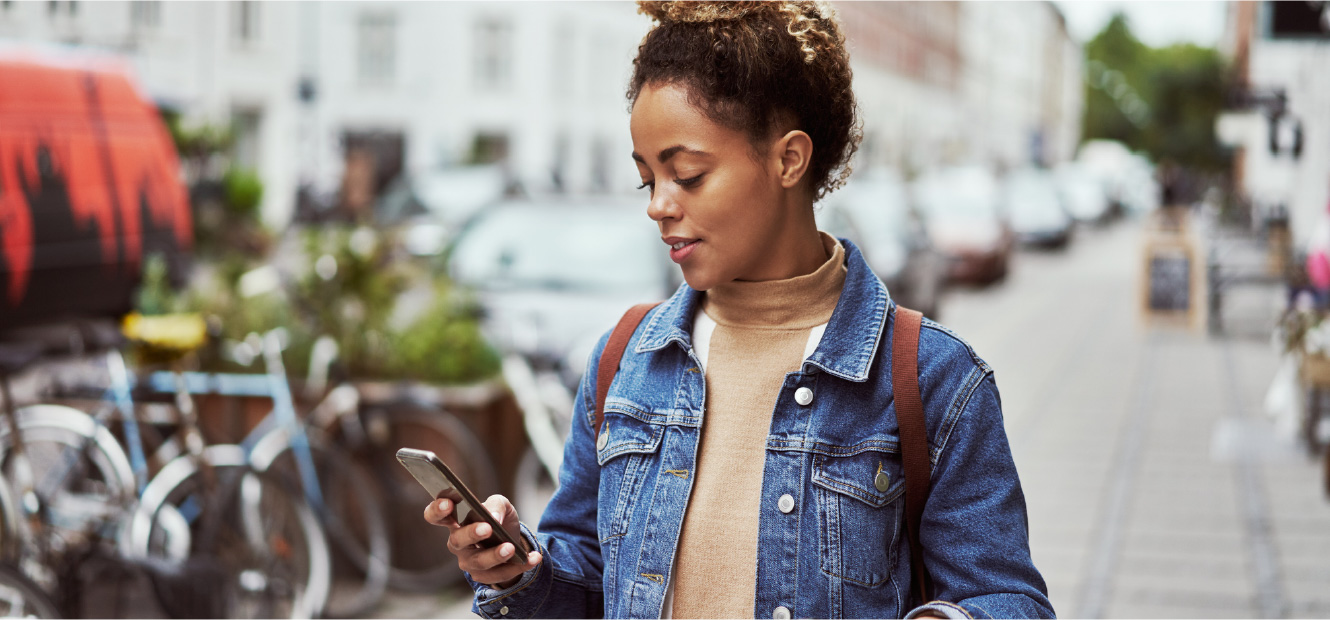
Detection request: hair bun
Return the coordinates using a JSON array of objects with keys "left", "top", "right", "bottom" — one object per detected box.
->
[
  {"left": 637, "top": 1, "right": 831, "bottom": 24},
  {"left": 636, "top": 1, "right": 759, "bottom": 23}
]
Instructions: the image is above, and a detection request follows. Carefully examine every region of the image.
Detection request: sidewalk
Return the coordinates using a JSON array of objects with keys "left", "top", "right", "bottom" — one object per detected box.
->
[{"left": 943, "top": 219, "right": 1330, "bottom": 618}]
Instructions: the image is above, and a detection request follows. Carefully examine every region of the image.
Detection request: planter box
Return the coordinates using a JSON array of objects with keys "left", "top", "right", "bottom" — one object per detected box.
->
[{"left": 1303, "top": 354, "right": 1330, "bottom": 387}]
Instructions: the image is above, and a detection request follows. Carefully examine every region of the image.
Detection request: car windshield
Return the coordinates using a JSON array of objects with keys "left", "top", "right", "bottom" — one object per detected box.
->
[
  {"left": 450, "top": 205, "right": 661, "bottom": 293},
  {"left": 916, "top": 173, "right": 998, "bottom": 219}
]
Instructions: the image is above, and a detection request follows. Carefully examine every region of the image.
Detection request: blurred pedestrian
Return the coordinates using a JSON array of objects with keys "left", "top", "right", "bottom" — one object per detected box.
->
[{"left": 425, "top": 2, "right": 1052, "bottom": 618}]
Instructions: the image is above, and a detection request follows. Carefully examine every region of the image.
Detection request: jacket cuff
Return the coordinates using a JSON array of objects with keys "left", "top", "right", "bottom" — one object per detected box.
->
[
  {"left": 467, "top": 523, "right": 548, "bottom": 618},
  {"left": 905, "top": 601, "right": 975, "bottom": 619}
]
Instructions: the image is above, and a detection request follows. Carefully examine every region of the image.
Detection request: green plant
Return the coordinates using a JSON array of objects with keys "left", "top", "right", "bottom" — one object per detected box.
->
[
  {"left": 135, "top": 253, "right": 188, "bottom": 316},
  {"left": 223, "top": 168, "right": 264, "bottom": 217},
  {"left": 389, "top": 282, "right": 500, "bottom": 384}
]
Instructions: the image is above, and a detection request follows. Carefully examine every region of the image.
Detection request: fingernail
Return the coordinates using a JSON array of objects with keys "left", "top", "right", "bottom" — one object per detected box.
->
[
  {"left": 478, "top": 524, "right": 490, "bottom": 536},
  {"left": 500, "top": 544, "right": 513, "bottom": 558}
]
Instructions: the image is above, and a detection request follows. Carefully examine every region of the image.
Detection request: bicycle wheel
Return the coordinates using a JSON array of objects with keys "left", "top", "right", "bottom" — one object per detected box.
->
[
  {"left": 0, "top": 405, "right": 136, "bottom": 576},
  {"left": 353, "top": 403, "right": 499, "bottom": 591},
  {"left": 0, "top": 564, "right": 60, "bottom": 618},
  {"left": 127, "top": 445, "right": 330, "bottom": 619},
  {"left": 250, "top": 427, "right": 390, "bottom": 618}
]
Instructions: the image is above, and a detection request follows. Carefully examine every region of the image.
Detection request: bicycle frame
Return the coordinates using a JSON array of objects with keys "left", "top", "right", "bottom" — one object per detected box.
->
[{"left": 143, "top": 332, "right": 328, "bottom": 514}]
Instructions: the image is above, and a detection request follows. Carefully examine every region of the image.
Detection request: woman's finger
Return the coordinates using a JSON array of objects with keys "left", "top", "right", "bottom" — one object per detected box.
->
[
  {"left": 447, "top": 520, "right": 495, "bottom": 551},
  {"left": 423, "top": 498, "right": 461, "bottom": 529},
  {"left": 463, "top": 542, "right": 519, "bottom": 573}
]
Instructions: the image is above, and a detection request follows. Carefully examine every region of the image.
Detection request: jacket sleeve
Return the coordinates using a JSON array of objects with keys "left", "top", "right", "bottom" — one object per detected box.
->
[
  {"left": 468, "top": 333, "right": 611, "bottom": 618},
  {"left": 904, "top": 372, "right": 1056, "bottom": 619}
]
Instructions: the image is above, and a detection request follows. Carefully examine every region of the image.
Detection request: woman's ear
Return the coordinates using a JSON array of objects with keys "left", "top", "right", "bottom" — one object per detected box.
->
[{"left": 773, "top": 130, "right": 813, "bottom": 190}]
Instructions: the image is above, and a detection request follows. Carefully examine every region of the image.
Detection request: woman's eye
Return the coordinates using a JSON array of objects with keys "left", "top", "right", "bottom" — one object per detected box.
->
[
  {"left": 675, "top": 174, "right": 704, "bottom": 188},
  {"left": 636, "top": 181, "right": 655, "bottom": 192}
]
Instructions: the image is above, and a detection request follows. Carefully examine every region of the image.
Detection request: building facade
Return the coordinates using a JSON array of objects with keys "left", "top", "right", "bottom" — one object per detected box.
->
[
  {"left": 0, "top": 1, "right": 1083, "bottom": 225},
  {"left": 1221, "top": 1, "right": 1330, "bottom": 247}
]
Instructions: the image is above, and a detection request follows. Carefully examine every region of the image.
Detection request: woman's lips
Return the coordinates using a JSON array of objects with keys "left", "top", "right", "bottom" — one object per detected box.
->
[{"left": 668, "top": 240, "right": 700, "bottom": 263}]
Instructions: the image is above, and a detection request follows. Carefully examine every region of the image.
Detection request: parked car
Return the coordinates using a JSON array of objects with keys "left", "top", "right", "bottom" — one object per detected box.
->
[
  {"left": 1002, "top": 168, "right": 1074, "bottom": 249},
  {"left": 0, "top": 50, "right": 192, "bottom": 329},
  {"left": 913, "top": 166, "right": 1014, "bottom": 284},
  {"left": 447, "top": 197, "right": 681, "bottom": 386},
  {"left": 1055, "top": 163, "right": 1112, "bottom": 224},
  {"left": 377, "top": 165, "right": 509, "bottom": 256},
  {"left": 816, "top": 170, "right": 944, "bottom": 317}
]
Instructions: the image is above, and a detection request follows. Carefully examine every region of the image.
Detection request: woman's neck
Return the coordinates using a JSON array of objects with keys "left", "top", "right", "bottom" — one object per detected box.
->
[{"left": 736, "top": 203, "right": 826, "bottom": 282}]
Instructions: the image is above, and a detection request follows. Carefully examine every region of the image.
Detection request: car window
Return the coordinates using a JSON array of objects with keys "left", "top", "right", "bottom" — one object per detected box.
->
[{"left": 450, "top": 206, "right": 661, "bottom": 293}]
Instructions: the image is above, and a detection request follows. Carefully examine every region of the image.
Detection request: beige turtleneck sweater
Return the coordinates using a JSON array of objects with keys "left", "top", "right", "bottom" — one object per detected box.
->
[{"left": 668, "top": 233, "right": 846, "bottom": 619}]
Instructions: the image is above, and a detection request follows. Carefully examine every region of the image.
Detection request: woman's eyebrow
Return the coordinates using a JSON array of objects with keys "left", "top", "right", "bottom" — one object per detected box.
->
[{"left": 631, "top": 146, "right": 711, "bottom": 164}]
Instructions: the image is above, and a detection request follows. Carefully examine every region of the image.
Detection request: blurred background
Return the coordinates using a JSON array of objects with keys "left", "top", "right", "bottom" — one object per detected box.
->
[{"left": 0, "top": 1, "right": 1328, "bottom": 618}]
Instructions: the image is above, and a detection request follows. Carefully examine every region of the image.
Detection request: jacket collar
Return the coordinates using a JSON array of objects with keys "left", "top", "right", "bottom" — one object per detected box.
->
[{"left": 635, "top": 237, "right": 892, "bottom": 383}]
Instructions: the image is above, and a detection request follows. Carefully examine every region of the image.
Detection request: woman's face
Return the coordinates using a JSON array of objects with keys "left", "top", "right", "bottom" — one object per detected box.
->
[{"left": 630, "top": 82, "right": 796, "bottom": 291}]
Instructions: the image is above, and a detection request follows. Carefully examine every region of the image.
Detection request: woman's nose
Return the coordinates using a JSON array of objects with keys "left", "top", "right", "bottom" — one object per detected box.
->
[{"left": 646, "top": 190, "right": 680, "bottom": 222}]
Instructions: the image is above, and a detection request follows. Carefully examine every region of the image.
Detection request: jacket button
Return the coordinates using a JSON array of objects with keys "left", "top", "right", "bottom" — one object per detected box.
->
[
  {"left": 777, "top": 494, "right": 795, "bottom": 514},
  {"left": 500, "top": 606, "right": 509, "bottom": 616},
  {"left": 875, "top": 471, "right": 890, "bottom": 492},
  {"left": 597, "top": 431, "right": 608, "bottom": 451},
  {"left": 774, "top": 606, "right": 792, "bottom": 619},
  {"left": 794, "top": 387, "right": 814, "bottom": 406}
]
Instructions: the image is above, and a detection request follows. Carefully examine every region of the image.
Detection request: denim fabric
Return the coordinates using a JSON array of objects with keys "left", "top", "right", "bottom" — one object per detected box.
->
[{"left": 468, "top": 238, "right": 1054, "bottom": 619}]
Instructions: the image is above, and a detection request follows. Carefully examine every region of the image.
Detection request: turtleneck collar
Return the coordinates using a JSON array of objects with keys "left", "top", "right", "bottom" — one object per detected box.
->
[{"left": 702, "top": 231, "right": 846, "bottom": 329}]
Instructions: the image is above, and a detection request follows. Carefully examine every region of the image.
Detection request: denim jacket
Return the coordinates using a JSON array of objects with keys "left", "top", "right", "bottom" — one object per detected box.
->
[{"left": 468, "top": 239, "right": 1054, "bottom": 619}]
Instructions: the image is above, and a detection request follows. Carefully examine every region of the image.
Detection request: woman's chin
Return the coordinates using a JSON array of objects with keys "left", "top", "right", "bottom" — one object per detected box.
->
[{"left": 681, "top": 268, "right": 720, "bottom": 292}]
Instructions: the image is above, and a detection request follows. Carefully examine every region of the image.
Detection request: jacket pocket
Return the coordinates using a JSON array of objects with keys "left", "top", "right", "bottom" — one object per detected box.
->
[
  {"left": 812, "top": 449, "right": 904, "bottom": 588},
  {"left": 596, "top": 409, "right": 665, "bottom": 542}
]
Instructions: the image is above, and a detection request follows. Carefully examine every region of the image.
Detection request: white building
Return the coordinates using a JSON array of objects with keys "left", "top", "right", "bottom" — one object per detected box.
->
[
  {"left": 0, "top": 1, "right": 1082, "bottom": 225},
  {"left": 1220, "top": 1, "right": 1330, "bottom": 247},
  {"left": 958, "top": 1, "right": 1082, "bottom": 170}
]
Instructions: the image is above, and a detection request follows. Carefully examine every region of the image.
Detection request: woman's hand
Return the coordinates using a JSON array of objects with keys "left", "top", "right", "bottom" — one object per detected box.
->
[{"left": 424, "top": 494, "right": 543, "bottom": 589}]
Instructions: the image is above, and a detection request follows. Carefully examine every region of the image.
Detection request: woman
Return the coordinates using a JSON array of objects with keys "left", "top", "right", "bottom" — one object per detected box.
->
[{"left": 426, "top": 2, "right": 1053, "bottom": 618}]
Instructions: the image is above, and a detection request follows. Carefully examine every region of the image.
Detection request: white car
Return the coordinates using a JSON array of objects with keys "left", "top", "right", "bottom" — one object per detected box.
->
[{"left": 1055, "top": 163, "right": 1112, "bottom": 224}]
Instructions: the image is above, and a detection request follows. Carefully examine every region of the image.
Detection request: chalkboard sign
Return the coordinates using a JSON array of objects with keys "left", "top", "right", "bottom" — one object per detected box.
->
[
  {"left": 1141, "top": 237, "right": 1199, "bottom": 327},
  {"left": 1148, "top": 248, "right": 1191, "bottom": 311}
]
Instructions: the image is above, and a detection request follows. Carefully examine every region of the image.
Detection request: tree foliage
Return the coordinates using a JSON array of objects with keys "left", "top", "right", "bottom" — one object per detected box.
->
[{"left": 1082, "top": 13, "right": 1230, "bottom": 171}]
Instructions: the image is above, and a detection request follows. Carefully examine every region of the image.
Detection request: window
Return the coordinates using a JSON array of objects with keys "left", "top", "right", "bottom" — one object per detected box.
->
[
  {"left": 131, "top": 1, "right": 161, "bottom": 29},
  {"left": 474, "top": 19, "right": 513, "bottom": 92},
  {"left": 1265, "top": 0, "right": 1330, "bottom": 39},
  {"left": 357, "top": 12, "right": 397, "bottom": 85},
  {"left": 551, "top": 24, "right": 574, "bottom": 99},
  {"left": 233, "top": 1, "right": 259, "bottom": 42},
  {"left": 231, "top": 107, "right": 263, "bottom": 170}
]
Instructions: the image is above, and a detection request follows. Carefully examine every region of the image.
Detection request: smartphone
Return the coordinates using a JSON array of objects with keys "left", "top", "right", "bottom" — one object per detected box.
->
[{"left": 396, "top": 447, "right": 530, "bottom": 565}]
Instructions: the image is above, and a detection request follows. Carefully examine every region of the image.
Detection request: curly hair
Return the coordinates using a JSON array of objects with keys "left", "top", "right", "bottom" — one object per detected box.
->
[{"left": 628, "top": 0, "right": 862, "bottom": 200}]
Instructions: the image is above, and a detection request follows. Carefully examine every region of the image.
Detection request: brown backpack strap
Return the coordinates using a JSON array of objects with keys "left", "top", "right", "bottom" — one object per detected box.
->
[
  {"left": 893, "top": 305, "right": 934, "bottom": 603},
  {"left": 594, "top": 302, "right": 661, "bottom": 439}
]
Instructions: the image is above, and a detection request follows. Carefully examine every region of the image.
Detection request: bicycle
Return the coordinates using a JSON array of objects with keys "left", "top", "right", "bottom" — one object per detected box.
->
[
  {"left": 1, "top": 319, "right": 331, "bottom": 619},
  {"left": 0, "top": 468, "right": 60, "bottom": 618},
  {"left": 142, "top": 329, "right": 390, "bottom": 617}
]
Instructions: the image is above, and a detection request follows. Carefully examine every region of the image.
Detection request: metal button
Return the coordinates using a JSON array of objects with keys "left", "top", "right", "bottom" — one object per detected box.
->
[
  {"left": 597, "top": 431, "right": 608, "bottom": 451},
  {"left": 794, "top": 387, "right": 814, "bottom": 406},
  {"left": 774, "top": 606, "right": 792, "bottom": 619},
  {"left": 777, "top": 493, "right": 795, "bottom": 514},
  {"left": 500, "top": 606, "right": 509, "bottom": 616},
  {"left": 875, "top": 470, "right": 890, "bottom": 492}
]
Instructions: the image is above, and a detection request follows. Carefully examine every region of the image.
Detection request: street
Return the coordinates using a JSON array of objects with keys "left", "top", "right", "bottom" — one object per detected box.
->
[{"left": 380, "top": 216, "right": 1330, "bottom": 619}]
